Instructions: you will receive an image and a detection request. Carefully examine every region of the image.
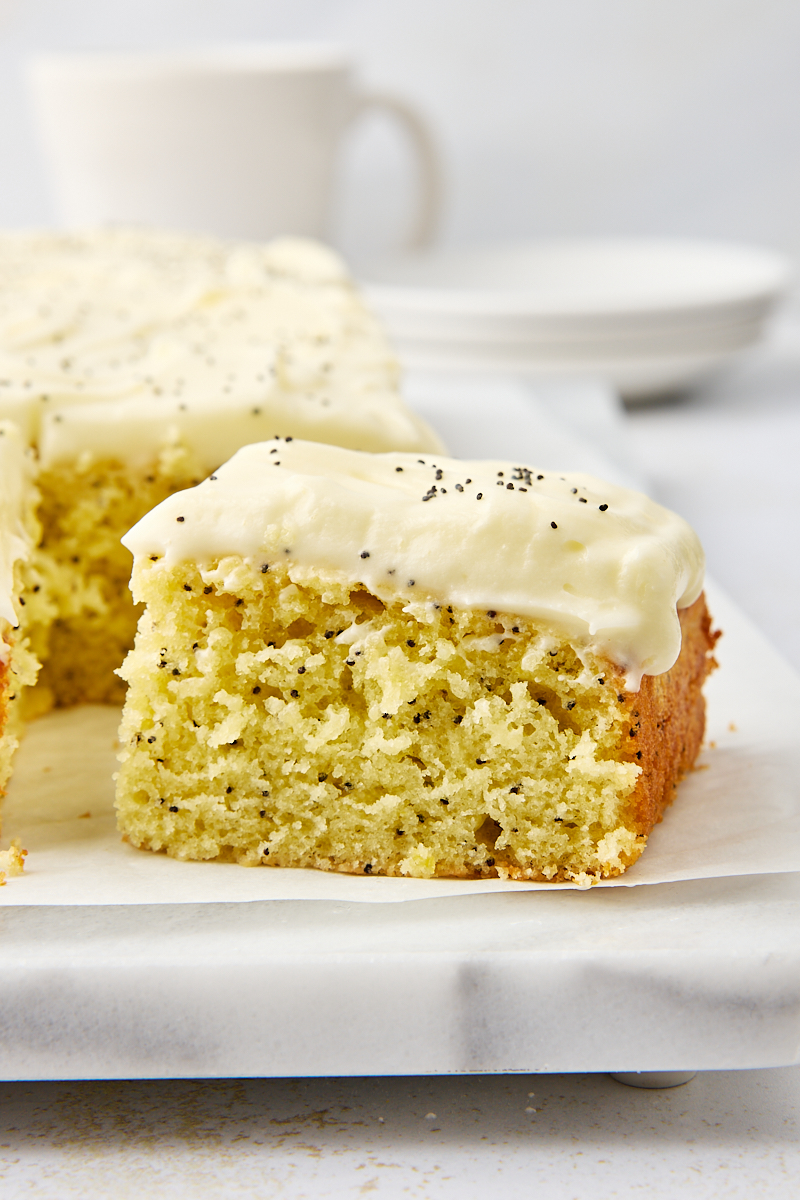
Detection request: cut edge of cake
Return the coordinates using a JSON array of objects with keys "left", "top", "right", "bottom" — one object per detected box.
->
[{"left": 114, "top": 555, "right": 717, "bottom": 885}]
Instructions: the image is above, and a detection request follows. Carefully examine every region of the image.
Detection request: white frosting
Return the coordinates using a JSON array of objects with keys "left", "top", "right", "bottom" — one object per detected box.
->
[
  {"left": 0, "top": 228, "right": 443, "bottom": 468},
  {"left": 0, "top": 421, "right": 35, "bottom": 656},
  {"left": 123, "top": 439, "right": 705, "bottom": 687}
]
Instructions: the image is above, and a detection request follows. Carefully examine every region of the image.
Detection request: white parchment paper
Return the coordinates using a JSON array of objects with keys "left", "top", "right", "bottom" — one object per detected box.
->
[{"left": 2, "top": 580, "right": 799, "bottom": 904}]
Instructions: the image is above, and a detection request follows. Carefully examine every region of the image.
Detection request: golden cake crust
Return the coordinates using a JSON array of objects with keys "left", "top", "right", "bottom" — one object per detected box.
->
[
  {"left": 421, "top": 594, "right": 719, "bottom": 883},
  {"left": 620, "top": 595, "right": 718, "bottom": 839},
  {"left": 488, "top": 595, "right": 719, "bottom": 882}
]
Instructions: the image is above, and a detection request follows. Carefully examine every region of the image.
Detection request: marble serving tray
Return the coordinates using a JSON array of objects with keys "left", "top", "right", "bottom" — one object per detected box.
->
[
  {"left": 1, "top": 871, "right": 799, "bottom": 1080},
  {"left": 1, "top": 379, "right": 798, "bottom": 1079}
]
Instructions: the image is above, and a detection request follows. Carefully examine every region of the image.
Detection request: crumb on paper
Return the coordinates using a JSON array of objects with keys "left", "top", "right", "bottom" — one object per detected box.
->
[
  {"left": 728, "top": 722, "right": 737, "bottom": 733},
  {"left": 0, "top": 839, "right": 27, "bottom": 885}
]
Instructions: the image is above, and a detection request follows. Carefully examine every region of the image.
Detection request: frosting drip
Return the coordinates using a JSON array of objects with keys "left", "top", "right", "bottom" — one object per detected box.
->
[{"left": 123, "top": 439, "right": 705, "bottom": 688}]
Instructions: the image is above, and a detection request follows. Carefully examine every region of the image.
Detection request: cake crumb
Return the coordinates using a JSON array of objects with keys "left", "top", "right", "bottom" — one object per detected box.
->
[{"left": 0, "top": 839, "right": 27, "bottom": 885}]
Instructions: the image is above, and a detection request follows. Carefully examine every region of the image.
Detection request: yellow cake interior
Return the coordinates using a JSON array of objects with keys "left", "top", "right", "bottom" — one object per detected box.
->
[
  {"left": 24, "top": 447, "right": 205, "bottom": 713},
  {"left": 116, "top": 555, "right": 647, "bottom": 884},
  {"left": 0, "top": 442, "right": 205, "bottom": 809}
]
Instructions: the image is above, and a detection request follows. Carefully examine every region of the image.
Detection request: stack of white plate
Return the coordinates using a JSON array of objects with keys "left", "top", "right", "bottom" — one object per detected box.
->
[{"left": 361, "top": 239, "right": 791, "bottom": 399}]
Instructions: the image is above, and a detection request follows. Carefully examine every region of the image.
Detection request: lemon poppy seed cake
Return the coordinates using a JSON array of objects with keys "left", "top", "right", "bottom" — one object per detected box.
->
[
  {"left": 0, "top": 228, "right": 441, "bottom": 729},
  {"left": 116, "top": 440, "right": 716, "bottom": 883}
]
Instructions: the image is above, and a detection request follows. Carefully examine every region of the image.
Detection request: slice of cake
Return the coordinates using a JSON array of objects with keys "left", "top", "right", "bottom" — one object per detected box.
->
[
  {"left": 0, "top": 228, "right": 442, "bottom": 720},
  {"left": 115, "top": 440, "right": 716, "bottom": 884}
]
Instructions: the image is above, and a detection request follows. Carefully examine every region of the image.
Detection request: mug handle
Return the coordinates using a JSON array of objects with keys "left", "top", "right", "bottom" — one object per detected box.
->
[{"left": 348, "top": 90, "right": 443, "bottom": 251}]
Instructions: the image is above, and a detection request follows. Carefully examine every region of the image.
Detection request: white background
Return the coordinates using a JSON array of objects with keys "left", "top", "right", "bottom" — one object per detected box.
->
[
  {"left": 1, "top": 6, "right": 799, "bottom": 1192},
  {"left": 1, "top": 0, "right": 800, "bottom": 263}
]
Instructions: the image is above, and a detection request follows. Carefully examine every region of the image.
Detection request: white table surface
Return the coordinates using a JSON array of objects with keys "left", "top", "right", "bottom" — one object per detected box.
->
[
  {"left": 1, "top": 1068, "right": 798, "bottom": 1198},
  {"left": 3, "top": 317, "right": 800, "bottom": 1196}
]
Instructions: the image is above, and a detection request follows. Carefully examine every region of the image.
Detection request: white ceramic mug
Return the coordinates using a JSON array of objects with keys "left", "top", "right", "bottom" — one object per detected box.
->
[{"left": 28, "top": 45, "right": 441, "bottom": 248}]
